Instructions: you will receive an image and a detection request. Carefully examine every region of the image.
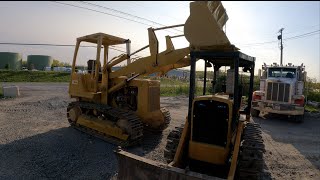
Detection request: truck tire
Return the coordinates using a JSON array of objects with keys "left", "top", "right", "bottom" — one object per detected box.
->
[{"left": 251, "top": 109, "right": 260, "bottom": 117}]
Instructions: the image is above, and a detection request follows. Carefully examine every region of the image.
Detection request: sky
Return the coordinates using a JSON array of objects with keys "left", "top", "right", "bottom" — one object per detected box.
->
[{"left": 0, "top": 1, "right": 319, "bottom": 81}]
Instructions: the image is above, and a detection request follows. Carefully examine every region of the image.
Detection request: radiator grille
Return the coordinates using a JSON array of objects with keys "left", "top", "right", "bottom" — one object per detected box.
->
[{"left": 266, "top": 82, "right": 290, "bottom": 102}]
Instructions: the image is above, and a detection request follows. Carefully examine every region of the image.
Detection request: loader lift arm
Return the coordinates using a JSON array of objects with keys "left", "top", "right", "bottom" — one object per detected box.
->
[{"left": 107, "top": 24, "right": 190, "bottom": 80}]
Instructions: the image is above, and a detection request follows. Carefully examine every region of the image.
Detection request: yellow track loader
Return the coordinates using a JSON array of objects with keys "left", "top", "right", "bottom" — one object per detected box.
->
[
  {"left": 114, "top": 1, "right": 268, "bottom": 180},
  {"left": 115, "top": 51, "right": 267, "bottom": 179},
  {"left": 67, "top": 15, "right": 191, "bottom": 146}
]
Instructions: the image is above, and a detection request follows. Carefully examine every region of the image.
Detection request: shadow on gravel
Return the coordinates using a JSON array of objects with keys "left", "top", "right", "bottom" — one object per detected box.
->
[
  {"left": 253, "top": 112, "right": 320, "bottom": 171},
  {"left": 123, "top": 128, "right": 163, "bottom": 157},
  {"left": 0, "top": 127, "right": 120, "bottom": 180}
]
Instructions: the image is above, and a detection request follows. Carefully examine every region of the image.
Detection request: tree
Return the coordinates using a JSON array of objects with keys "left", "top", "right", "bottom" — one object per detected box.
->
[
  {"left": 22, "top": 60, "right": 27, "bottom": 67},
  {"left": 62, "top": 62, "right": 71, "bottom": 67},
  {"left": 52, "top": 59, "right": 71, "bottom": 67}
]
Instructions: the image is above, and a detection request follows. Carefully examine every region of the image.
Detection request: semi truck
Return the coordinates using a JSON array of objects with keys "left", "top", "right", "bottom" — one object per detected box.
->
[{"left": 251, "top": 62, "right": 306, "bottom": 122}]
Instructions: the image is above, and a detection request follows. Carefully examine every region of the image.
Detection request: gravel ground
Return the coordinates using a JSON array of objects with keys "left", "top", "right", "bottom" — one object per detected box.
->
[{"left": 0, "top": 82, "right": 319, "bottom": 179}]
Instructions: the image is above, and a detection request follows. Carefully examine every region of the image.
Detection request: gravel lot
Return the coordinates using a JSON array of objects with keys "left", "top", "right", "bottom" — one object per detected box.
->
[{"left": 0, "top": 82, "right": 319, "bottom": 179}]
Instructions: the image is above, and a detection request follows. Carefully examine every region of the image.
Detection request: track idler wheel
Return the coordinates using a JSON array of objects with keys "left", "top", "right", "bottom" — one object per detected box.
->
[
  {"left": 67, "top": 103, "right": 82, "bottom": 125},
  {"left": 164, "top": 125, "right": 184, "bottom": 163},
  {"left": 158, "top": 107, "right": 172, "bottom": 131}
]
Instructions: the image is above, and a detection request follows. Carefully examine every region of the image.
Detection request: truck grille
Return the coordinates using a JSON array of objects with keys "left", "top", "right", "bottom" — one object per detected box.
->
[{"left": 266, "top": 82, "right": 290, "bottom": 102}]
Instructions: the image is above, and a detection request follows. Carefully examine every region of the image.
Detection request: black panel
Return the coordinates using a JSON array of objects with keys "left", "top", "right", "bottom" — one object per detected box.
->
[
  {"left": 284, "top": 84, "right": 290, "bottom": 102},
  {"left": 87, "top": 60, "right": 95, "bottom": 74},
  {"left": 192, "top": 100, "right": 229, "bottom": 147},
  {"left": 272, "top": 83, "right": 278, "bottom": 101},
  {"left": 278, "top": 83, "right": 284, "bottom": 101},
  {"left": 267, "top": 82, "right": 272, "bottom": 100}
]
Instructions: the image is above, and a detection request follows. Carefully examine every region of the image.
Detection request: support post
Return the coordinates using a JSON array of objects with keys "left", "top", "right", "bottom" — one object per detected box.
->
[
  {"left": 247, "top": 59, "right": 255, "bottom": 120},
  {"left": 233, "top": 56, "right": 239, "bottom": 122},
  {"left": 101, "top": 44, "right": 109, "bottom": 104},
  {"left": 212, "top": 65, "right": 220, "bottom": 94},
  {"left": 71, "top": 40, "right": 80, "bottom": 73},
  {"left": 94, "top": 35, "right": 103, "bottom": 92},
  {"left": 278, "top": 28, "right": 284, "bottom": 66},
  {"left": 203, "top": 60, "right": 207, "bottom": 95},
  {"left": 188, "top": 53, "right": 196, "bottom": 123}
]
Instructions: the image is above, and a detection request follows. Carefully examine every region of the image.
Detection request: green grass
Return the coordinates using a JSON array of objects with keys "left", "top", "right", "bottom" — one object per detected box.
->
[
  {"left": 305, "top": 104, "right": 320, "bottom": 113},
  {"left": 158, "top": 78, "right": 188, "bottom": 86},
  {"left": 160, "top": 79, "right": 213, "bottom": 96},
  {"left": 160, "top": 86, "right": 210, "bottom": 97},
  {"left": 2, "top": 70, "right": 319, "bottom": 100},
  {"left": 307, "top": 91, "right": 320, "bottom": 102},
  {"left": 0, "top": 70, "right": 70, "bottom": 82}
]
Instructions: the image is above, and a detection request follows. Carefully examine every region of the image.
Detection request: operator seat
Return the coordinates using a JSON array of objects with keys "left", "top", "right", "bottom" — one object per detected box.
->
[{"left": 87, "top": 59, "right": 102, "bottom": 82}]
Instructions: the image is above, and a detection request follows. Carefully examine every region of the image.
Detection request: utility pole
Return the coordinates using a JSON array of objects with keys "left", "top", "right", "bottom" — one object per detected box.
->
[{"left": 277, "top": 28, "right": 284, "bottom": 66}]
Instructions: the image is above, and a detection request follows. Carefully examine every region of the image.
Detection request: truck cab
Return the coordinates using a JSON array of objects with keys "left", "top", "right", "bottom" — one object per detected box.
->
[{"left": 251, "top": 62, "right": 306, "bottom": 122}]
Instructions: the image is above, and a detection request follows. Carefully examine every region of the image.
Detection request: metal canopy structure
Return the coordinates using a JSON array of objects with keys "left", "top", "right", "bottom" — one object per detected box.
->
[
  {"left": 188, "top": 50, "right": 256, "bottom": 124},
  {"left": 77, "top": 32, "right": 129, "bottom": 46},
  {"left": 191, "top": 50, "right": 255, "bottom": 67}
]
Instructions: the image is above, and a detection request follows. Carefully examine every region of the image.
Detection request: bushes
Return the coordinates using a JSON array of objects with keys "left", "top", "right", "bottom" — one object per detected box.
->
[
  {"left": 160, "top": 85, "right": 189, "bottom": 96},
  {"left": 0, "top": 70, "right": 70, "bottom": 82},
  {"left": 307, "top": 91, "right": 320, "bottom": 102}
]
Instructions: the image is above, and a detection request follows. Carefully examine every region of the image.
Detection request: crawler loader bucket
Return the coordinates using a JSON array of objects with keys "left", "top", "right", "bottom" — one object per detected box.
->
[
  {"left": 115, "top": 149, "right": 224, "bottom": 180},
  {"left": 184, "top": 1, "right": 230, "bottom": 47}
]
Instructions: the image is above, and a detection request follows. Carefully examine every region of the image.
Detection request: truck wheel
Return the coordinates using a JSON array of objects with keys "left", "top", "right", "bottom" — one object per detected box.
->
[
  {"left": 294, "top": 114, "right": 304, "bottom": 123},
  {"left": 251, "top": 109, "right": 260, "bottom": 117}
]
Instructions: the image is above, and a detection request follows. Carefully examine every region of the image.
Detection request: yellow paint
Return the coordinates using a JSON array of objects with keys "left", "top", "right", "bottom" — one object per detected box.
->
[
  {"left": 184, "top": 1, "right": 230, "bottom": 48},
  {"left": 69, "top": 30, "right": 191, "bottom": 131},
  {"left": 77, "top": 115, "right": 129, "bottom": 140},
  {"left": 227, "top": 121, "right": 244, "bottom": 180},
  {"left": 189, "top": 141, "right": 228, "bottom": 165},
  {"left": 109, "top": 77, "right": 165, "bottom": 129},
  {"left": 68, "top": 0, "right": 239, "bottom": 150}
]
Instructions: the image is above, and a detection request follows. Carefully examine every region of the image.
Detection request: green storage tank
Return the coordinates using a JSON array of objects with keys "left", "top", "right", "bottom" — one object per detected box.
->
[
  {"left": 0, "top": 52, "right": 22, "bottom": 70},
  {"left": 27, "top": 55, "right": 53, "bottom": 70}
]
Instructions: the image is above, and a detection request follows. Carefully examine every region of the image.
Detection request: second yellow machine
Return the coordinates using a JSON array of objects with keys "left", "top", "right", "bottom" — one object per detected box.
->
[{"left": 66, "top": 19, "right": 191, "bottom": 146}]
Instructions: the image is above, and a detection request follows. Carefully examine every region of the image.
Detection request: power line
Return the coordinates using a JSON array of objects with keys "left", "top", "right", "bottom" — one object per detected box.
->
[
  {"left": 78, "top": 1, "right": 183, "bottom": 34},
  {"left": 50, "top": 1, "right": 150, "bottom": 26},
  {"left": 239, "top": 29, "right": 320, "bottom": 47},
  {"left": 261, "top": 24, "right": 320, "bottom": 39},
  {"left": 284, "top": 24, "right": 320, "bottom": 36},
  {"left": 0, "top": 42, "right": 93, "bottom": 47},
  {"left": 126, "top": 1, "right": 183, "bottom": 22},
  {"left": 283, "top": 30, "right": 320, "bottom": 41},
  {"left": 50, "top": 1, "right": 180, "bottom": 35},
  {"left": 0, "top": 42, "right": 143, "bottom": 58},
  {"left": 240, "top": 40, "right": 278, "bottom": 47}
]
